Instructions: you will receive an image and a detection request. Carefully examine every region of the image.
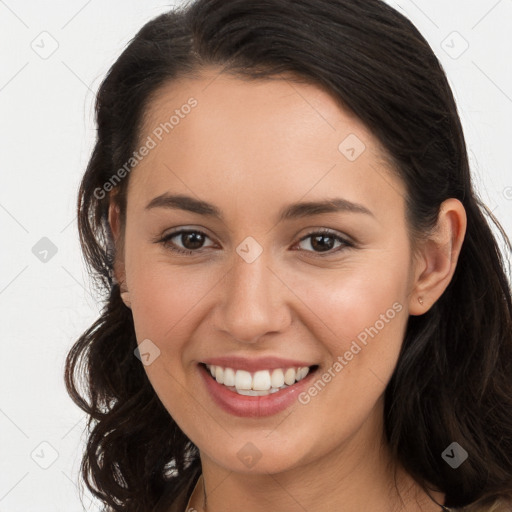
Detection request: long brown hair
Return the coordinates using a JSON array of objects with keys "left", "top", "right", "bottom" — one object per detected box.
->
[{"left": 65, "top": 0, "right": 512, "bottom": 510}]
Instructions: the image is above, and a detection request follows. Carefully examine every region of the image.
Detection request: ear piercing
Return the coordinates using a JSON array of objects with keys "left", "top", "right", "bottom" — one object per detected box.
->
[{"left": 418, "top": 297, "right": 424, "bottom": 305}]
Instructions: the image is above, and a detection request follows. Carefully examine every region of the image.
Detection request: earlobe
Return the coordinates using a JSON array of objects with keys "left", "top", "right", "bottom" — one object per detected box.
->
[
  {"left": 120, "top": 290, "right": 132, "bottom": 308},
  {"left": 409, "top": 198, "right": 467, "bottom": 315}
]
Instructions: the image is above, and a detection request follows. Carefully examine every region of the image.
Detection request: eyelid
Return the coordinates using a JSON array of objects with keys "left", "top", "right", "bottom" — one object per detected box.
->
[{"left": 297, "top": 227, "right": 353, "bottom": 244}]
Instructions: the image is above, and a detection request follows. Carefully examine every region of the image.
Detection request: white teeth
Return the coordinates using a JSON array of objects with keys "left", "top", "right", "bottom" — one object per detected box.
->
[
  {"left": 298, "top": 367, "right": 309, "bottom": 380},
  {"left": 236, "top": 388, "right": 283, "bottom": 396},
  {"left": 223, "top": 367, "right": 236, "bottom": 387},
  {"left": 235, "top": 370, "right": 253, "bottom": 390},
  {"left": 252, "top": 370, "right": 271, "bottom": 391},
  {"left": 215, "top": 366, "right": 224, "bottom": 384},
  {"left": 205, "top": 364, "right": 312, "bottom": 395},
  {"left": 271, "top": 368, "right": 285, "bottom": 388},
  {"left": 284, "top": 368, "right": 296, "bottom": 386}
]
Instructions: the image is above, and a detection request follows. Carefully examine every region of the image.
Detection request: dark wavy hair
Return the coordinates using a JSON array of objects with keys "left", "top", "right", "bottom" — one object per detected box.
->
[{"left": 65, "top": 0, "right": 512, "bottom": 510}]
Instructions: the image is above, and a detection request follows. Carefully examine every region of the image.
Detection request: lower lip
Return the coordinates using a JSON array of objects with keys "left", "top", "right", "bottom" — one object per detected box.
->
[{"left": 199, "top": 364, "right": 316, "bottom": 417}]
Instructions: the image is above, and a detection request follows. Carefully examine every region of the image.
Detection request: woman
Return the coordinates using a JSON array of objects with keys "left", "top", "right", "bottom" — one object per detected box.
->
[{"left": 65, "top": 0, "right": 512, "bottom": 511}]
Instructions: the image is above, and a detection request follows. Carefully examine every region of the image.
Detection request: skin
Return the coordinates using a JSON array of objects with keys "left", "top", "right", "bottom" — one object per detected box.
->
[{"left": 109, "top": 67, "right": 466, "bottom": 512}]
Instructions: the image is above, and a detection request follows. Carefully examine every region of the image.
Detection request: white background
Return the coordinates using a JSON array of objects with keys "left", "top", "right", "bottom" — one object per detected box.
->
[{"left": 1, "top": 1, "right": 511, "bottom": 510}]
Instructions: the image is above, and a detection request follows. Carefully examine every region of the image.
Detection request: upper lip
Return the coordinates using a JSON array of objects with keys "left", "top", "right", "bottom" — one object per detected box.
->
[{"left": 201, "top": 356, "right": 317, "bottom": 372}]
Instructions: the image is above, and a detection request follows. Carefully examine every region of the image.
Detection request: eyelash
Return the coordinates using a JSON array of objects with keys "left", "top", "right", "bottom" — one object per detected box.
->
[{"left": 155, "top": 228, "right": 354, "bottom": 257}]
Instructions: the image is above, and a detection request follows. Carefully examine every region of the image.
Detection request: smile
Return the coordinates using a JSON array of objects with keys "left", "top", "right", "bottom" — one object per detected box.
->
[
  {"left": 205, "top": 364, "right": 312, "bottom": 396},
  {"left": 199, "top": 359, "right": 319, "bottom": 417}
]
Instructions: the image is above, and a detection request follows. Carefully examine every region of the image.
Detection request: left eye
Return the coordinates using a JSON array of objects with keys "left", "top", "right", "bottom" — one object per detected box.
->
[
  {"left": 157, "top": 229, "right": 352, "bottom": 256},
  {"left": 294, "top": 230, "right": 352, "bottom": 255}
]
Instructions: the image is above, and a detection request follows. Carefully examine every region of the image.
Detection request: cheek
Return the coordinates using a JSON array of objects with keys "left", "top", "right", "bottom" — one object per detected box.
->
[
  {"left": 125, "top": 256, "right": 219, "bottom": 427},
  {"left": 126, "top": 251, "right": 218, "bottom": 345},
  {"left": 287, "top": 256, "right": 409, "bottom": 349},
  {"left": 285, "top": 257, "right": 409, "bottom": 413}
]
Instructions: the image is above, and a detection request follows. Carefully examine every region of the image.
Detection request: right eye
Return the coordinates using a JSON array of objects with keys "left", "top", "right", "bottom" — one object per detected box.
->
[{"left": 157, "top": 229, "right": 216, "bottom": 255}]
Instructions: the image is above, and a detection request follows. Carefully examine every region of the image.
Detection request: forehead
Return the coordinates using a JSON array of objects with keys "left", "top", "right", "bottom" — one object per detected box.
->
[
  {"left": 140, "top": 69, "right": 374, "bottom": 148},
  {"left": 128, "top": 69, "right": 404, "bottom": 214}
]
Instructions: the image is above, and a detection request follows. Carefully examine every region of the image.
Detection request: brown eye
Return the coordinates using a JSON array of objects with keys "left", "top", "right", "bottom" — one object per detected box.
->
[
  {"left": 178, "top": 231, "right": 206, "bottom": 250},
  {"left": 159, "top": 230, "right": 214, "bottom": 255},
  {"left": 296, "top": 229, "right": 352, "bottom": 255}
]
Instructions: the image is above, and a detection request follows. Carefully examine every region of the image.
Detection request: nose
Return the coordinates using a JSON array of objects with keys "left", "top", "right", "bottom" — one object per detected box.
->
[{"left": 213, "top": 249, "right": 291, "bottom": 344}]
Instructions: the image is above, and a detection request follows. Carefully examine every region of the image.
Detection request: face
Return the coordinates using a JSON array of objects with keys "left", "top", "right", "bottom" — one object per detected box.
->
[{"left": 113, "top": 68, "right": 420, "bottom": 476}]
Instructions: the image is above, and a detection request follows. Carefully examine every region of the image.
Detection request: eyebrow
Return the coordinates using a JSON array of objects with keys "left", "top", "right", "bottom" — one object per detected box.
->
[{"left": 145, "top": 193, "right": 373, "bottom": 221}]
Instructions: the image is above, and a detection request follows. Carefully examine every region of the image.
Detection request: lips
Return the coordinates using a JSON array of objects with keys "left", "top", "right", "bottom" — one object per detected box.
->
[{"left": 198, "top": 358, "right": 318, "bottom": 417}]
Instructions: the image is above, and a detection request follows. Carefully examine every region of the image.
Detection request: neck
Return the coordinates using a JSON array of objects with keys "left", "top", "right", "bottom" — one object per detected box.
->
[{"left": 190, "top": 403, "right": 444, "bottom": 512}]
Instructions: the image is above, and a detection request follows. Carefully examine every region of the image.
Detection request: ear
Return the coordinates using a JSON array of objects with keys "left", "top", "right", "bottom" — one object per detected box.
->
[
  {"left": 408, "top": 198, "right": 467, "bottom": 315},
  {"left": 108, "top": 198, "right": 130, "bottom": 306}
]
